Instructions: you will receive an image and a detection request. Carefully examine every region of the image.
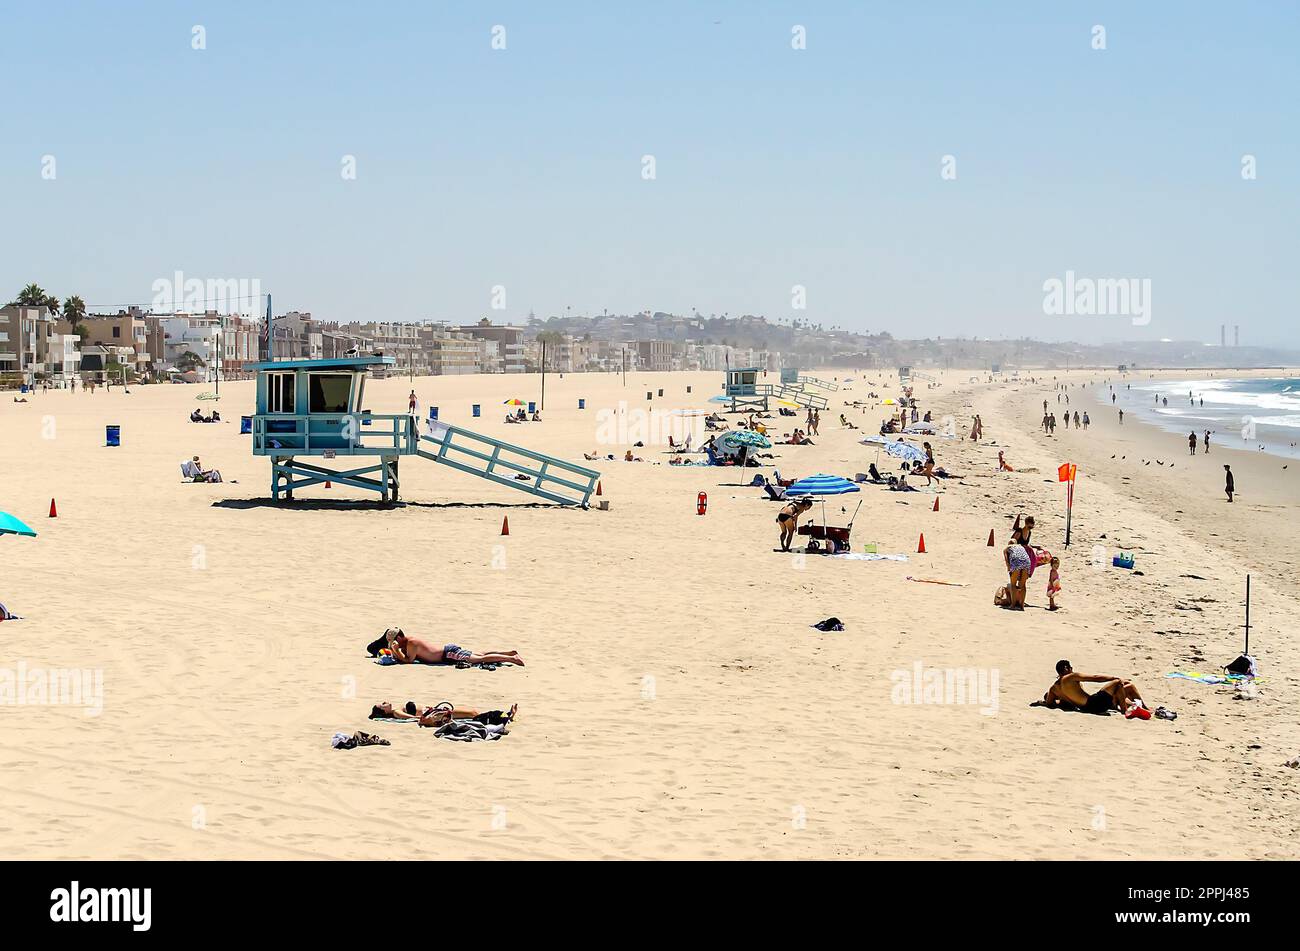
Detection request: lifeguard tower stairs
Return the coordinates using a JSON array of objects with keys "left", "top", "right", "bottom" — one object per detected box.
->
[{"left": 248, "top": 357, "right": 599, "bottom": 506}]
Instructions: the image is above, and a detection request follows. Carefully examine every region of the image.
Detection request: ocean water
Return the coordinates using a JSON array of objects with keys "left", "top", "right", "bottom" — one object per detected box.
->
[{"left": 1093, "top": 377, "right": 1300, "bottom": 461}]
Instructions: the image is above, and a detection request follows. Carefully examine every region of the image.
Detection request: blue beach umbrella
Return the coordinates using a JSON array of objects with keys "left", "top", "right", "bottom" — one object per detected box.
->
[
  {"left": 785, "top": 474, "right": 860, "bottom": 496},
  {"left": 0, "top": 511, "right": 38, "bottom": 538},
  {"left": 783, "top": 474, "right": 862, "bottom": 536},
  {"left": 883, "top": 441, "right": 926, "bottom": 465}
]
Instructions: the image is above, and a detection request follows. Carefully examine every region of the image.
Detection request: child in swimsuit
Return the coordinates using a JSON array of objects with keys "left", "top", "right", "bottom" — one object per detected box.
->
[{"left": 1047, "top": 557, "right": 1061, "bottom": 611}]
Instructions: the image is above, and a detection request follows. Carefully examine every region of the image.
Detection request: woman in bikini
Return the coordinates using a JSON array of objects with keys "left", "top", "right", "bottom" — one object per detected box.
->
[{"left": 776, "top": 497, "right": 813, "bottom": 552}]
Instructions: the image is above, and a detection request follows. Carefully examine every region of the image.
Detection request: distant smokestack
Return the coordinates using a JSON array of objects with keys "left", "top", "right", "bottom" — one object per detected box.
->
[
  {"left": 1220, "top": 324, "right": 1226, "bottom": 348},
  {"left": 1234, "top": 325, "right": 1240, "bottom": 348}
]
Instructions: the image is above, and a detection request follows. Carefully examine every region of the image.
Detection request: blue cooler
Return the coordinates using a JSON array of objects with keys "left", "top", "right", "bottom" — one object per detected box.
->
[{"left": 106, "top": 424, "right": 121, "bottom": 447}]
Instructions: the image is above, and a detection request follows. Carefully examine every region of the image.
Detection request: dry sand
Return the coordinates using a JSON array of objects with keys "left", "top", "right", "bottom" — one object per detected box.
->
[{"left": 2, "top": 366, "right": 1297, "bottom": 859}]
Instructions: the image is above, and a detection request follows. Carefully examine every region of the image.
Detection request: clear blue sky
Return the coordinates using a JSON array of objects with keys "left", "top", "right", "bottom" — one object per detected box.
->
[{"left": 2, "top": 1, "right": 1296, "bottom": 346}]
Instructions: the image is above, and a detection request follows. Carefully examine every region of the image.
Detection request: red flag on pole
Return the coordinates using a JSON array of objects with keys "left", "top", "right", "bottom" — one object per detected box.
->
[{"left": 1057, "top": 462, "right": 1077, "bottom": 482}]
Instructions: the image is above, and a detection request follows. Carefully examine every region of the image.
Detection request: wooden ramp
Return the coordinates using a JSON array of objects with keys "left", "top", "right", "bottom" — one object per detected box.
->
[{"left": 416, "top": 421, "right": 600, "bottom": 506}]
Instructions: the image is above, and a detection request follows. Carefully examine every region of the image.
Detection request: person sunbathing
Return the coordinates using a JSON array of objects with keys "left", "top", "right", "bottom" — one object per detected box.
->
[
  {"left": 1030, "top": 660, "right": 1148, "bottom": 716},
  {"left": 384, "top": 628, "right": 524, "bottom": 666},
  {"left": 370, "top": 700, "right": 518, "bottom": 728}
]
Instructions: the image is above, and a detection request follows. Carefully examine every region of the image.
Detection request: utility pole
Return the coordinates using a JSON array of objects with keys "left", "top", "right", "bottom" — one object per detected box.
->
[{"left": 540, "top": 338, "right": 547, "bottom": 410}]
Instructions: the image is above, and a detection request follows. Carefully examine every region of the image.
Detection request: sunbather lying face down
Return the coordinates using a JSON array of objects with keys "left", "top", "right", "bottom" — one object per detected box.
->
[
  {"left": 383, "top": 628, "right": 525, "bottom": 666},
  {"left": 1030, "top": 660, "right": 1147, "bottom": 716}
]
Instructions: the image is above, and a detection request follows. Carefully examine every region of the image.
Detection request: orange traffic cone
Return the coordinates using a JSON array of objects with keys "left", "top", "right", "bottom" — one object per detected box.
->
[
  {"left": 501, "top": 516, "right": 510, "bottom": 536},
  {"left": 987, "top": 529, "right": 996, "bottom": 547},
  {"left": 917, "top": 533, "right": 926, "bottom": 554},
  {"left": 932, "top": 496, "right": 939, "bottom": 512},
  {"left": 596, "top": 481, "right": 603, "bottom": 496},
  {"left": 48, "top": 498, "right": 58, "bottom": 518}
]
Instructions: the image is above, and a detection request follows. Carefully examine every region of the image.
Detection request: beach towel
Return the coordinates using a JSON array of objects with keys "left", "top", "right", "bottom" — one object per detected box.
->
[
  {"left": 1165, "top": 671, "right": 1260, "bottom": 685},
  {"left": 433, "top": 719, "right": 508, "bottom": 742}
]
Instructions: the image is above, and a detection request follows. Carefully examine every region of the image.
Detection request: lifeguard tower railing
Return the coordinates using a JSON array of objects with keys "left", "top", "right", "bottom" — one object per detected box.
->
[
  {"left": 418, "top": 422, "right": 599, "bottom": 507},
  {"left": 797, "top": 375, "right": 838, "bottom": 391},
  {"left": 251, "top": 414, "right": 416, "bottom": 455}
]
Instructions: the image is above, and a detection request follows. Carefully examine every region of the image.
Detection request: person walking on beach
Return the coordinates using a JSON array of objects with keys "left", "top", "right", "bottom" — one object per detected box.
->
[
  {"left": 1118, "top": 409, "right": 1124, "bottom": 424},
  {"left": 408, "top": 390, "right": 417, "bottom": 414},
  {"left": 1082, "top": 412, "right": 1090, "bottom": 430},
  {"left": 1204, "top": 430, "right": 1211, "bottom": 454},
  {"left": 1224, "top": 464, "right": 1235, "bottom": 502},
  {"left": 1188, "top": 431, "right": 1198, "bottom": 455}
]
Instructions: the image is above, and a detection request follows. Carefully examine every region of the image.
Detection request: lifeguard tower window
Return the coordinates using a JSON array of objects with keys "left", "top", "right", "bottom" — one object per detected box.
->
[
  {"left": 309, "top": 373, "right": 352, "bottom": 414},
  {"left": 267, "top": 371, "right": 295, "bottom": 413}
]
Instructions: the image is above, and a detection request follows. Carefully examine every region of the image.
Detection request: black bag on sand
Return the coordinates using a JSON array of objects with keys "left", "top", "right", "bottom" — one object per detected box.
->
[{"left": 812, "top": 617, "right": 845, "bottom": 632}]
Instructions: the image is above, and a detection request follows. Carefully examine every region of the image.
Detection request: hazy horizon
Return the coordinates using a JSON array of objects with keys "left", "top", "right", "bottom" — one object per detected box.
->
[{"left": 2, "top": 2, "right": 1296, "bottom": 346}]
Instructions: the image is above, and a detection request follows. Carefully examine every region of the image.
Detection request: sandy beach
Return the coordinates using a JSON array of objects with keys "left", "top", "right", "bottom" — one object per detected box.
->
[{"left": 2, "top": 367, "right": 1297, "bottom": 859}]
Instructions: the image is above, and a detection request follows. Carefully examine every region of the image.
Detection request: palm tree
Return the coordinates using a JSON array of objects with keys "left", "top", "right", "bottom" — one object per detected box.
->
[
  {"left": 11, "top": 283, "right": 61, "bottom": 313},
  {"left": 63, "top": 295, "right": 86, "bottom": 322}
]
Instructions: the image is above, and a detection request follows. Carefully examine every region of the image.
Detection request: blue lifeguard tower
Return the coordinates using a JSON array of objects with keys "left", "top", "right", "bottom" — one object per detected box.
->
[
  {"left": 722, "top": 366, "right": 769, "bottom": 412},
  {"left": 248, "top": 356, "right": 599, "bottom": 506},
  {"left": 720, "top": 366, "right": 827, "bottom": 412}
]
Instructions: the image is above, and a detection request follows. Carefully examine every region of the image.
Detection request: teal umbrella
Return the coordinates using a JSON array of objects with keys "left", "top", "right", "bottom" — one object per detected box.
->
[
  {"left": 0, "top": 511, "right": 38, "bottom": 538},
  {"left": 722, "top": 430, "right": 772, "bottom": 450}
]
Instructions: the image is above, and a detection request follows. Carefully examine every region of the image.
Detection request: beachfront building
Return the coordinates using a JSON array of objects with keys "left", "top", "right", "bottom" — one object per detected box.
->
[
  {"left": 421, "top": 325, "right": 480, "bottom": 375},
  {"left": 0, "top": 304, "right": 47, "bottom": 384},
  {"left": 220, "top": 315, "right": 261, "bottom": 377},
  {"left": 270, "top": 312, "right": 322, "bottom": 361},
  {"left": 635, "top": 339, "right": 673, "bottom": 372},
  {"left": 155, "top": 315, "right": 221, "bottom": 379},
  {"left": 458, "top": 320, "right": 526, "bottom": 373},
  {"left": 36, "top": 318, "right": 81, "bottom": 384},
  {"left": 80, "top": 312, "right": 150, "bottom": 375},
  {"left": 340, "top": 321, "right": 424, "bottom": 372}
]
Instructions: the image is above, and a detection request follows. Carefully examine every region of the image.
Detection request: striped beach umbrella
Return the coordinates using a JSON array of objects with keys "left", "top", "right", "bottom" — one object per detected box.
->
[{"left": 785, "top": 474, "right": 860, "bottom": 496}]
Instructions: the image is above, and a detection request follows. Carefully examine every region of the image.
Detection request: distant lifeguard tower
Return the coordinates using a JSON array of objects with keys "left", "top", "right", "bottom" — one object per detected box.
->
[
  {"left": 719, "top": 366, "right": 828, "bottom": 412},
  {"left": 780, "top": 367, "right": 838, "bottom": 393},
  {"left": 248, "top": 356, "right": 599, "bottom": 506},
  {"left": 723, "top": 367, "right": 769, "bottom": 412}
]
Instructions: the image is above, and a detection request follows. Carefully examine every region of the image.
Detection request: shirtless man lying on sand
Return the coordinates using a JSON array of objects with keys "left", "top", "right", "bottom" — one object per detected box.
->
[
  {"left": 371, "top": 700, "right": 518, "bottom": 728},
  {"left": 1030, "top": 659, "right": 1147, "bottom": 716},
  {"left": 384, "top": 628, "right": 524, "bottom": 666}
]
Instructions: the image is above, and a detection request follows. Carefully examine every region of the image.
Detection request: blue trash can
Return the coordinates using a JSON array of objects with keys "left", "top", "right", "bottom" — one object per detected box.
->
[
  {"left": 429, "top": 406, "right": 439, "bottom": 421},
  {"left": 106, "top": 425, "right": 121, "bottom": 447},
  {"left": 528, "top": 402, "right": 536, "bottom": 414},
  {"left": 472, "top": 404, "right": 481, "bottom": 418},
  {"left": 578, "top": 398, "right": 585, "bottom": 409},
  {"left": 240, "top": 415, "right": 252, "bottom": 434}
]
